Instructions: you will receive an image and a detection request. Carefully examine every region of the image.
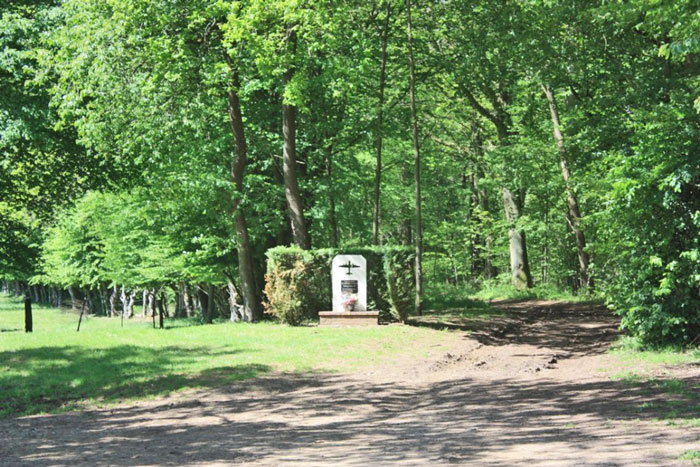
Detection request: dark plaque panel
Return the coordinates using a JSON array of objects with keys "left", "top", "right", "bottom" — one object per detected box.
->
[{"left": 341, "top": 280, "right": 358, "bottom": 294}]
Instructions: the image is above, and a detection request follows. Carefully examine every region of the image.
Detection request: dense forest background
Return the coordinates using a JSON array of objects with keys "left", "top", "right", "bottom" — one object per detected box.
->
[{"left": 1, "top": 0, "right": 698, "bottom": 346}]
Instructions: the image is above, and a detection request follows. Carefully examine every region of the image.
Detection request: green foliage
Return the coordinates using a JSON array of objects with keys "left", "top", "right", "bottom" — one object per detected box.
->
[
  {"left": 263, "top": 247, "right": 324, "bottom": 326},
  {"left": 39, "top": 189, "right": 232, "bottom": 291},
  {"left": 384, "top": 247, "right": 415, "bottom": 322},
  {"left": 469, "top": 275, "right": 597, "bottom": 302},
  {"left": 2, "top": 0, "right": 698, "bottom": 346},
  {"left": 264, "top": 246, "right": 414, "bottom": 324}
]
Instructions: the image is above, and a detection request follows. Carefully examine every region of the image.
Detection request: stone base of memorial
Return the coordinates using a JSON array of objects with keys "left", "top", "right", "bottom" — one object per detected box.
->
[{"left": 318, "top": 311, "right": 379, "bottom": 326}]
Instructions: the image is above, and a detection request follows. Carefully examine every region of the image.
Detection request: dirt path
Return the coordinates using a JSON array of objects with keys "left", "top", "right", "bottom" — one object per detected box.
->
[{"left": 1, "top": 301, "right": 698, "bottom": 466}]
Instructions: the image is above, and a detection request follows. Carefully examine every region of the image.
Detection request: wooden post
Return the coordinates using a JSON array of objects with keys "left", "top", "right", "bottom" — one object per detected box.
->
[
  {"left": 76, "top": 300, "right": 86, "bottom": 332},
  {"left": 24, "top": 293, "right": 33, "bottom": 333}
]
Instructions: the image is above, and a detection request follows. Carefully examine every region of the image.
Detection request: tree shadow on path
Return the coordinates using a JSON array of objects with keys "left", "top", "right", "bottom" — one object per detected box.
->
[{"left": 0, "top": 369, "right": 697, "bottom": 466}]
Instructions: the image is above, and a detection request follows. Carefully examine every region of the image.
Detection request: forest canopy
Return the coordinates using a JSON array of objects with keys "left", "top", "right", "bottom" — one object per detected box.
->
[{"left": 1, "top": 0, "right": 698, "bottom": 346}]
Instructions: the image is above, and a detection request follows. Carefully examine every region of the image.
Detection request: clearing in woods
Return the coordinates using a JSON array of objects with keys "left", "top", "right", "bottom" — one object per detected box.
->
[{"left": 0, "top": 300, "right": 698, "bottom": 466}]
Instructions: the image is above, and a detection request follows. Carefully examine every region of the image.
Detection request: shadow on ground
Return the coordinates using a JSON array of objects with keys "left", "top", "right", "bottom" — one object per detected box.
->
[
  {"left": 0, "top": 370, "right": 697, "bottom": 465},
  {"left": 0, "top": 300, "right": 696, "bottom": 465},
  {"left": 410, "top": 300, "right": 620, "bottom": 356},
  {"left": 0, "top": 345, "right": 268, "bottom": 418}
]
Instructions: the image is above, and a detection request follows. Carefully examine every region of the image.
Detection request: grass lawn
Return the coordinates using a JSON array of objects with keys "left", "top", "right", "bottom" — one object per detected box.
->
[{"left": 0, "top": 293, "right": 459, "bottom": 418}]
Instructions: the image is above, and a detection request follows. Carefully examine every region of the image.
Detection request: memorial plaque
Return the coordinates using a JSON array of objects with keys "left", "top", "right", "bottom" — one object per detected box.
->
[
  {"left": 331, "top": 255, "right": 367, "bottom": 312},
  {"left": 341, "top": 280, "right": 359, "bottom": 294}
]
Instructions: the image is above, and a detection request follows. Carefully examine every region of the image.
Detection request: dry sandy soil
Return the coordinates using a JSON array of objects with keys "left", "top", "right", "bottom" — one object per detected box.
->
[{"left": 1, "top": 300, "right": 698, "bottom": 466}]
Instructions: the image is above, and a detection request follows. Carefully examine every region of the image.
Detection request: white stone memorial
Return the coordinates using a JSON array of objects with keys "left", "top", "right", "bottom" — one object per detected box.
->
[{"left": 331, "top": 254, "right": 367, "bottom": 312}]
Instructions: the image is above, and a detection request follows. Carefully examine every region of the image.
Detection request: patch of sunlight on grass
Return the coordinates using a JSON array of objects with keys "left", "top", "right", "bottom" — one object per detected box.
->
[{"left": 610, "top": 337, "right": 700, "bottom": 365}]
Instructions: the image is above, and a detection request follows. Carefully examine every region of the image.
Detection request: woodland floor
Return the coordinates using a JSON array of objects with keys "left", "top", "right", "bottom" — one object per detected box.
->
[{"left": 0, "top": 300, "right": 698, "bottom": 466}]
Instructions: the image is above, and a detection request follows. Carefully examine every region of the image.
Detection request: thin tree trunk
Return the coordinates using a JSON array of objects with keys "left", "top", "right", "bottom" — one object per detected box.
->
[
  {"left": 400, "top": 164, "right": 413, "bottom": 246},
  {"left": 100, "top": 286, "right": 108, "bottom": 316},
  {"left": 282, "top": 27, "right": 311, "bottom": 250},
  {"left": 68, "top": 286, "right": 77, "bottom": 311},
  {"left": 110, "top": 285, "right": 117, "bottom": 318},
  {"left": 122, "top": 290, "right": 136, "bottom": 318},
  {"left": 158, "top": 292, "right": 165, "bottom": 329},
  {"left": 223, "top": 56, "right": 263, "bottom": 321},
  {"left": 373, "top": 2, "right": 391, "bottom": 246},
  {"left": 174, "top": 289, "right": 183, "bottom": 317},
  {"left": 406, "top": 0, "right": 422, "bottom": 316},
  {"left": 472, "top": 163, "right": 497, "bottom": 279},
  {"left": 325, "top": 146, "right": 339, "bottom": 248},
  {"left": 161, "top": 291, "right": 169, "bottom": 317},
  {"left": 542, "top": 201, "right": 549, "bottom": 284},
  {"left": 149, "top": 289, "right": 156, "bottom": 328},
  {"left": 76, "top": 299, "right": 86, "bottom": 332},
  {"left": 542, "top": 84, "right": 591, "bottom": 289},
  {"left": 120, "top": 287, "right": 127, "bottom": 316},
  {"left": 142, "top": 289, "right": 148, "bottom": 316},
  {"left": 24, "top": 293, "right": 32, "bottom": 333}
]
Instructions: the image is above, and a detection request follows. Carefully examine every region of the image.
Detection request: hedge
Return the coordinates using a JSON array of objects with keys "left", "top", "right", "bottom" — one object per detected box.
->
[{"left": 263, "top": 246, "right": 415, "bottom": 325}]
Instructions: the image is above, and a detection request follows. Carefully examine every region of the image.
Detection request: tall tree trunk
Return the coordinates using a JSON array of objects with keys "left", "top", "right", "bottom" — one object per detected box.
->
[
  {"left": 399, "top": 165, "right": 413, "bottom": 246},
  {"left": 149, "top": 289, "right": 156, "bottom": 328},
  {"left": 182, "top": 283, "right": 192, "bottom": 318},
  {"left": 406, "top": 0, "right": 423, "bottom": 316},
  {"left": 198, "top": 285, "right": 211, "bottom": 324},
  {"left": 120, "top": 287, "right": 127, "bottom": 316},
  {"left": 459, "top": 85, "right": 532, "bottom": 288},
  {"left": 282, "top": 28, "right": 311, "bottom": 250},
  {"left": 157, "top": 292, "right": 165, "bottom": 329},
  {"left": 324, "top": 146, "right": 339, "bottom": 247},
  {"left": 542, "top": 84, "right": 591, "bottom": 289},
  {"left": 502, "top": 187, "right": 533, "bottom": 289},
  {"left": 126, "top": 290, "right": 134, "bottom": 318},
  {"left": 174, "top": 287, "right": 183, "bottom": 318},
  {"left": 148, "top": 289, "right": 156, "bottom": 317},
  {"left": 373, "top": 2, "right": 391, "bottom": 246},
  {"left": 224, "top": 57, "right": 263, "bottom": 321}
]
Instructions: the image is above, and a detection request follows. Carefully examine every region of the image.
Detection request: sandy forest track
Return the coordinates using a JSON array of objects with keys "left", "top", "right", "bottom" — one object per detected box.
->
[{"left": 1, "top": 300, "right": 698, "bottom": 466}]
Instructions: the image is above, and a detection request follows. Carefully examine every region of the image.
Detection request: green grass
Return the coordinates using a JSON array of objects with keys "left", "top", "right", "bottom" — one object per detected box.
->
[
  {"left": 415, "top": 285, "right": 506, "bottom": 330},
  {"left": 611, "top": 366, "right": 700, "bottom": 427},
  {"left": 0, "top": 294, "right": 459, "bottom": 418},
  {"left": 610, "top": 338, "right": 700, "bottom": 366},
  {"left": 680, "top": 450, "right": 700, "bottom": 465},
  {"left": 431, "top": 274, "right": 602, "bottom": 303},
  {"left": 471, "top": 282, "right": 599, "bottom": 302}
]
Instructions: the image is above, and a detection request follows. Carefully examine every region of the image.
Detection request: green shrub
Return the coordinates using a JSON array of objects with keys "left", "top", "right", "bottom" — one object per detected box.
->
[
  {"left": 384, "top": 247, "right": 415, "bottom": 322},
  {"left": 264, "top": 246, "right": 414, "bottom": 324}
]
